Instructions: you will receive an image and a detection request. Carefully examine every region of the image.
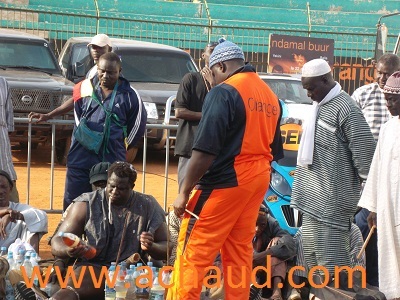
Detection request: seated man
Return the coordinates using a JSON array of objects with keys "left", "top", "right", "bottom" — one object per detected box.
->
[
  {"left": 48, "top": 161, "right": 111, "bottom": 244},
  {"left": 252, "top": 205, "right": 296, "bottom": 300},
  {"left": 0, "top": 170, "right": 48, "bottom": 253},
  {"left": 48, "top": 161, "right": 168, "bottom": 300}
]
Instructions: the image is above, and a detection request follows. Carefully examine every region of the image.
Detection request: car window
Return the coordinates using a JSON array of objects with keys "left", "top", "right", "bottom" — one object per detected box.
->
[
  {"left": 71, "top": 44, "right": 90, "bottom": 65},
  {"left": 60, "top": 43, "right": 71, "bottom": 69},
  {"left": 0, "top": 40, "right": 59, "bottom": 72},
  {"left": 59, "top": 42, "right": 72, "bottom": 77},
  {"left": 117, "top": 49, "right": 197, "bottom": 84},
  {"left": 263, "top": 78, "right": 312, "bottom": 105},
  {"left": 70, "top": 44, "right": 92, "bottom": 74}
]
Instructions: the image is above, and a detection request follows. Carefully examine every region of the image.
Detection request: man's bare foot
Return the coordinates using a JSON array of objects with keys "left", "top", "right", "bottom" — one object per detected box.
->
[{"left": 268, "top": 290, "right": 283, "bottom": 300}]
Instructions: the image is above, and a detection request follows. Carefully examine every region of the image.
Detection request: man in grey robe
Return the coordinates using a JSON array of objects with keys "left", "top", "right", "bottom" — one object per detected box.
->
[{"left": 291, "top": 59, "right": 375, "bottom": 278}]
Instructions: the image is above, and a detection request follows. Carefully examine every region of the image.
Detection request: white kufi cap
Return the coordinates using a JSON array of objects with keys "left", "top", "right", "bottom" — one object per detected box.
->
[{"left": 301, "top": 58, "right": 331, "bottom": 77}]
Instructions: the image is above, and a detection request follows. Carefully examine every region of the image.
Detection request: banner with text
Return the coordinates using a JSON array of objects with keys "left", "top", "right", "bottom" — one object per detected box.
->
[{"left": 268, "top": 34, "right": 335, "bottom": 74}]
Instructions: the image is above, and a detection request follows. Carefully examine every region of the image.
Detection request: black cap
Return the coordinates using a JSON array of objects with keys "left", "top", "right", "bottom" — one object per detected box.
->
[
  {"left": 89, "top": 162, "right": 110, "bottom": 184},
  {"left": 0, "top": 170, "right": 13, "bottom": 188}
]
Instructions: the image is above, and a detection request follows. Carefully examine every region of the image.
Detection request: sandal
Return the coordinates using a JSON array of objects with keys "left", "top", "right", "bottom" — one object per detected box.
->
[
  {"left": 14, "top": 281, "right": 49, "bottom": 300},
  {"left": 14, "top": 281, "right": 37, "bottom": 300}
]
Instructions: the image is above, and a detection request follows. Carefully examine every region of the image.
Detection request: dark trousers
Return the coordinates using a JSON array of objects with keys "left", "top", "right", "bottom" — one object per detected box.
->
[
  {"left": 63, "top": 167, "right": 92, "bottom": 211},
  {"left": 354, "top": 208, "right": 379, "bottom": 287}
]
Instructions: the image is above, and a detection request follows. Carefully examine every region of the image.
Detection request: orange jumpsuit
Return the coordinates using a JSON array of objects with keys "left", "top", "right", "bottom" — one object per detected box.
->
[{"left": 167, "top": 65, "right": 282, "bottom": 299}]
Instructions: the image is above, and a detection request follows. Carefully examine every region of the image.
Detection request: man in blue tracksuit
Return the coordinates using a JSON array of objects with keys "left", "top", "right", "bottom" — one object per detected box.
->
[{"left": 64, "top": 52, "right": 146, "bottom": 211}]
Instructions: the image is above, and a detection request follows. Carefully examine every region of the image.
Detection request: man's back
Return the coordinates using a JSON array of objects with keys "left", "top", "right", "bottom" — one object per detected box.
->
[
  {"left": 174, "top": 71, "right": 207, "bottom": 157},
  {"left": 224, "top": 70, "right": 281, "bottom": 159},
  {"left": 194, "top": 65, "right": 282, "bottom": 187}
]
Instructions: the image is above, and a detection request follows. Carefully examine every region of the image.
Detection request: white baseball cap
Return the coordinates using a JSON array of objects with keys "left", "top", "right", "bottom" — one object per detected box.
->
[{"left": 88, "top": 34, "right": 112, "bottom": 48}]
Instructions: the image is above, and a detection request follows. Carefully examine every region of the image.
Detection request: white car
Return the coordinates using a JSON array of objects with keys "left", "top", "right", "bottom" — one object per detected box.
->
[{"left": 258, "top": 72, "right": 315, "bottom": 122}]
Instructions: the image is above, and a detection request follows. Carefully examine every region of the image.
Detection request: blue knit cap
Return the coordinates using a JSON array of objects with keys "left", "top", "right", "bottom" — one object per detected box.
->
[{"left": 209, "top": 38, "right": 245, "bottom": 69}]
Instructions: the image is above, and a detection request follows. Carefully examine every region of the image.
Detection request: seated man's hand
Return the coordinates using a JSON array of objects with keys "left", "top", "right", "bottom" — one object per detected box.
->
[
  {"left": 8, "top": 209, "right": 24, "bottom": 222},
  {"left": 50, "top": 260, "right": 67, "bottom": 284},
  {"left": 269, "top": 237, "right": 281, "bottom": 247},
  {"left": 253, "top": 249, "right": 273, "bottom": 268},
  {"left": 140, "top": 231, "right": 154, "bottom": 251},
  {"left": 28, "top": 112, "right": 50, "bottom": 123},
  {"left": 0, "top": 214, "right": 12, "bottom": 239},
  {"left": 66, "top": 244, "right": 88, "bottom": 259}
]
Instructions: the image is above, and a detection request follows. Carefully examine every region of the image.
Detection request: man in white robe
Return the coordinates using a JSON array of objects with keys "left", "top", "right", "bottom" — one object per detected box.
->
[
  {"left": 0, "top": 170, "right": 48, "bottom": 253},
  {"left": 358, "top": 71, "right": 400, "bottom": 300}
]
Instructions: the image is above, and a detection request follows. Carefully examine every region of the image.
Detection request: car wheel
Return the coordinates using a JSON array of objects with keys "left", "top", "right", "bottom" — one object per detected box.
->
[{"left": 55, "top": 136, "right": 71, "bottom": 166}]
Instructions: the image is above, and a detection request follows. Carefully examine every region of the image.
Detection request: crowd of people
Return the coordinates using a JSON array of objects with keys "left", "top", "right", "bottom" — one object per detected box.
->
[{"left": 1, "top": 33, "right": 399, "bottom": 300}]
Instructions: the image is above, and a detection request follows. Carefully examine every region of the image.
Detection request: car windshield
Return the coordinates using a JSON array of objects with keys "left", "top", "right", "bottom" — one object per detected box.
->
[
  {"left": 117, "top": 49, "right": 197, "bottom": 84},
  {"left": 263, "top": 78, "right": 312, "bottom": 105},
  {"left": 0, "top": 40, "right": 60, "bottom": 73}
]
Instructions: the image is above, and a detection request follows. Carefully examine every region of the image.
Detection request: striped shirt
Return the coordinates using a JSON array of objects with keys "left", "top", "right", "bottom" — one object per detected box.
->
[
  {"left": 291, "top": 91, "right": 375, "bottom": 229},
  {"left": 0, "top": 77, "right": 17, "bottom": 180},
  {"left": 352, "top": 82, "right": 391, "bottom": 141}
]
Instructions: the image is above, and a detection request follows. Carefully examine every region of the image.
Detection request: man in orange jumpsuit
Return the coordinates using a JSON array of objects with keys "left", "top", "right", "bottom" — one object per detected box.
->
[{"left": 169, "top": 39, "right": 283, "bottom": 299}]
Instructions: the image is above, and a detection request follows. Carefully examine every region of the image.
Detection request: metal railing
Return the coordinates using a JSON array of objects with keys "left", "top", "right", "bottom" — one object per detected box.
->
[{"left": 15, "top": 117, "right": 178, "bottom": 213}]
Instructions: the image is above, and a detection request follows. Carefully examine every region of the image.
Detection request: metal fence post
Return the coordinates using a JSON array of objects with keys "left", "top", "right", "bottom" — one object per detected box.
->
[
  {"left": 202, "top": 0, "right": 212, "bottom": 43},
  {"left": 50, "top": 124, "right": 56, "bottom": 210},
  {"left": 93, "top": 0, "right": 100, "bottom": 34},
  {"left": 27, "top": 122, "right": 32, "bottom": 205},
  {"left": 306, "top": 2, "right": 311, "bottom": 38}
]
